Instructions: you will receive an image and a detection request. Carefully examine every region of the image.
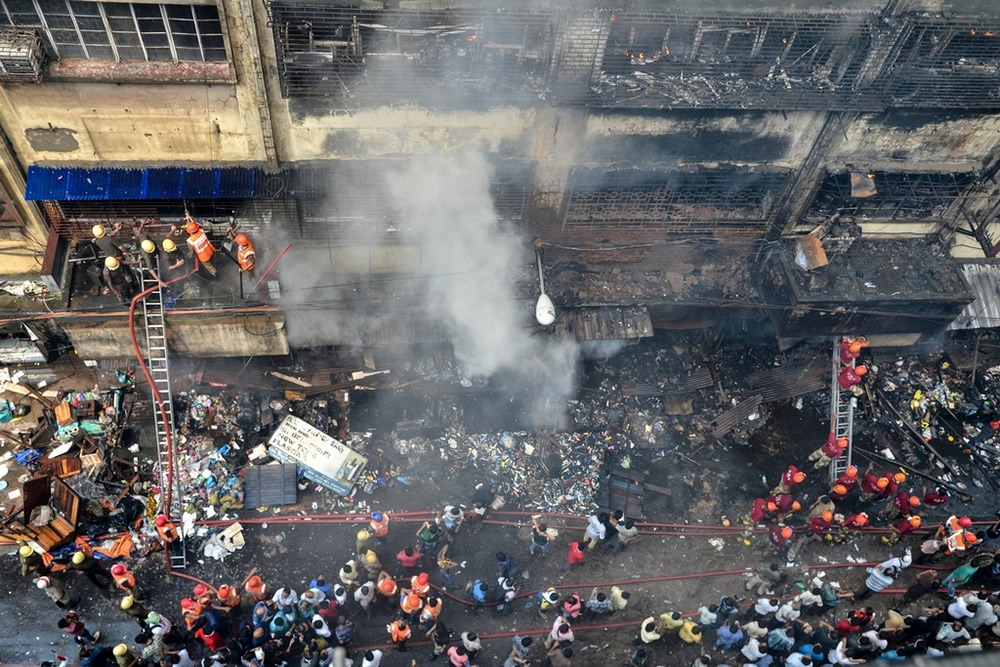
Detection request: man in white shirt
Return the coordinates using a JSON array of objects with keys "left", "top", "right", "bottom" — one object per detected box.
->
[
  {"left": 272, "top": 587, "right": 298, "bottom": 608},
  {"left": 360, "top": 649, "right": 383, "bottom": 667},
  {"left": 354, "top": 582, "right": 375, "bottom": 620}
]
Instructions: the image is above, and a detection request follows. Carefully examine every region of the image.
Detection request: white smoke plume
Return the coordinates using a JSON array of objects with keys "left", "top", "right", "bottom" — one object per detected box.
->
[{"left": 386, "top": 151, "right": 581, "bottom": 427}]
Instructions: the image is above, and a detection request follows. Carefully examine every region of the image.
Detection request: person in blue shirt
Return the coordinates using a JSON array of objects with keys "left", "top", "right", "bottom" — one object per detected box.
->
[
  {"left": 797, "top": 643, "right": 825, "bottom": 663},
  {"left": 310, "top": 575, "right": 332, "bottom": 598},
  {"left": 714, "top": 621, "right": 744, "bottom": 650},
  {"left": 469, "top": 579, "right": 489, "bottom": 613},
  {"left": 78, "top": 645, "right": 110, "bottom": 667}
]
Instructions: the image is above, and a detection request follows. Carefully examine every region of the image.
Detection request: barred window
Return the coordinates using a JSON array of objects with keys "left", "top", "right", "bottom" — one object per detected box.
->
[{"left": 0, "top": 1, "right": 227, "bottom": 62}]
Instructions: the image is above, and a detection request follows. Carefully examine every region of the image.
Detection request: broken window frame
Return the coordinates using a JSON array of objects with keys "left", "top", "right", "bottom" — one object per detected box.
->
[
  {"left": 562, "top": 167, "right": 792, "bottom": 233},
  {"left": 806, "top": 170, "right": 977, "bottom": 223},
  {"left": 267, "top": 1, "right": 554, "bottom": 104},
  {"left": 0, "top": 0, "right": 228, "bottom": 64},
  {"left": 591, "top": 11, "right": 875, "bottom": 110},
  {"left": 881, "top": 18, "right": 1000, "bottom": 108}
]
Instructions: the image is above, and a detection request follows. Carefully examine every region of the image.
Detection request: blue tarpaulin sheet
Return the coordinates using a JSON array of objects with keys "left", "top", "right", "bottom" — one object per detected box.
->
[{"left": 25, "top": 166, "right": 267, "bottom": 201}]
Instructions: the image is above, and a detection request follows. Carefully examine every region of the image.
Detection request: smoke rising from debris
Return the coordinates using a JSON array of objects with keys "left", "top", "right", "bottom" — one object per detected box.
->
[{"left": 385, "top": 151, "right": 581, "bottom": 428}]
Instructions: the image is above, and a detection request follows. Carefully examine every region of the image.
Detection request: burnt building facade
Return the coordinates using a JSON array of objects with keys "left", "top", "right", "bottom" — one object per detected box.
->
[{"left": 0, "top": 0, "right": 998, "bottom": 356}]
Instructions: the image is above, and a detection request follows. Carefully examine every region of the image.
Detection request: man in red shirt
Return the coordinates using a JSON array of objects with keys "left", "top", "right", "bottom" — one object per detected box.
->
[
  {"left": 567, "top": 541, "right": 585, "bottom": 568},
  {"left": 838, "top": 365, "right": 867, "bottom": 391},
  {"left": 883, "top": 515, "right": 921, "bottom": 545},
  {"left": 194, "top": 621, "right": 226, "bottom": 651},
  {"left": 922, "top": 486, "right": 949, "bottom": 507},
  {"left": 771, "top": 465, "right": 807, "bottom": 495},
  {"left": 808, "top": 433, "right": 848, "bottom": 470},
  {"left": 396, "top": 547, "right": 421, "bottom": 574},
  {"left": 57, "top": 612, "right": 100, "bottom": 644}
]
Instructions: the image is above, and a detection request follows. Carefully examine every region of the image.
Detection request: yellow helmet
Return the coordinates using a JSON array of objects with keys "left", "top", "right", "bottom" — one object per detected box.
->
[
  {"left": 120, "top": 595, "right": 134, "bottom": 610},
  {"left": 366, "top": 550, "right": 378, "bottom": 564},
  {"left": 113, "top": 644, "right": 129, "bottom": 657},
  {"left": 357, "top": 529, "right": 369, "bottom": 541},
  {"left": 141, "top": 239, "right": 156, "bottom": 253},
  {"left": 105, "top": 256, "right": 120, "bottom": 269},
  {"left": 19, "top": 545, "right": 33, "bottom": 558},
  {"left": 162, "top": 238, "right": 177, "bottom": 252},
  {"left": 72, "top": 551, "right": 85, "bottom": 565},
  {"left": 92, "top": 224, "right": 106, "bottom": 238}
]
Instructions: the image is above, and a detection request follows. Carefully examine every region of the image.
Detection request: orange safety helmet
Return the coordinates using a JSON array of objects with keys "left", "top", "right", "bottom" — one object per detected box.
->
[
  {"left": 235, "top": 233, "right": 249, "bottom": 246},
  {"left": 780, "top": 526, "right": 793, "bottom": 539},
  {"left": 855, "top": 365, "right": 868, "bottom": 376},
  {"left": 833, "top": 484, "right": 848, "bottom": 495},
  {"left": 908, "top": 496, "right": 921, "bottom": 507},
  {"left": 821, "top": 510, "right": 834, "bottom": 522},
  {"left": 908, "top": 516, "right": 922, "bottom": 528},
  {"left": 876, "top": 478, "right": 889, "bottom": 489},
  {"left": 185, "top": 221, "right": 200, "bottom": 234},
  {"left": 959, "top": 517, "right": 973, "bottom": 527},
  {"left": 846, "top": 465, "right": 858, "bottom": 478},
  {"left": 849, "top": 342, "right": 862, "bottom": 354},
  {"left": 247, "top": 575, "right": 263, "bottom": 588},
  {"left": 837, "top": 438, "right": 849, "bottom": 448},
  {"left": 792, "top": 472, "right": 806, "bottom": 484},
  {"left": 111, "top": 564, "right": 128, "bottom": 576},
  {"left": 767, "top": 501, "right": 778, "bottom": 512},
  {"left": 855, "top": 513, "right": 869, "bottom": 526},
  {"left": 155, "top": 515, "right": 169, "bottom": 527},
  {"left": 965, "top": 532, "right": 978, "bottom": 544},
  {"left": 791, "top": 501, "right": 802, "bottom": 511},
  {"left": 893, "top": 472, "right": 906, "bottom": 484},
  {"left": 217, "top": 584, "right": 232, "bottom": 598}
]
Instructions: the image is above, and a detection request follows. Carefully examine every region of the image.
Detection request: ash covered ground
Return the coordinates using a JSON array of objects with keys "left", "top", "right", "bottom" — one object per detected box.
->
[{"left": 5, "top": 331, "right": 1000, "bottom": 665}]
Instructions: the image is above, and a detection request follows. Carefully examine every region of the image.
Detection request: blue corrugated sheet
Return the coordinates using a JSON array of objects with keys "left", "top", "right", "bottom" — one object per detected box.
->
[{"left": 25, "top": 166, "right": 265, "bottom": 200}]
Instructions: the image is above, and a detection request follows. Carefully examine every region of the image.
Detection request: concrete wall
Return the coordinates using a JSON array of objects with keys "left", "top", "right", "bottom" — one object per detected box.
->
[{"left": 62, "top": 312, "right": 288, "bottom": 359}]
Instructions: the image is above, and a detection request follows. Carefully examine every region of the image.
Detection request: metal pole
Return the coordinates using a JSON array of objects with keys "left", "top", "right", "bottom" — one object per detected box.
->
[{"left": 535, "top": 247, "right": 546, "bottom": 295}]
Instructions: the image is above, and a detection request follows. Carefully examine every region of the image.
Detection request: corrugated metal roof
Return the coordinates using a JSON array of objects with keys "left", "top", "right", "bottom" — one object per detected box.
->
[
  {"left": 25, "top": 166, "right": 266, "bottom": 201},
  {"left": 948, "top": 263, "right": 1000, "bottom": 330}
]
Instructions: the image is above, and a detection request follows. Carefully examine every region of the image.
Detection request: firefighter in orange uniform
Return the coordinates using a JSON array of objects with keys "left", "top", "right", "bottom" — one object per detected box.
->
[
  {"left": 155, "top": 515, "right": 179, "bottom": 544},
  {"left": 234, "top": 234, "right": 256, "bottom": 273},
  {"left": 111, "top": 563, "right": 141, "bottom": 599},
  {"left": 183, "top": 213, "right": 216, "bottom": 276}
]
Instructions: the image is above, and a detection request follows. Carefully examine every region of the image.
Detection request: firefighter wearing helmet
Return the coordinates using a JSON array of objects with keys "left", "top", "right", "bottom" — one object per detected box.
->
[
  {"left": 234, "top": 233, "right": 256, "bottom": 272},
  {"left": 102, "top": 254, "right": 135, "bottom": 305},
  {"left": 19, "top": 543, "right": 47, "bottom": 577},
  {"left": 370, "top": 511, "right": 389, "bottom": 540},
  {"left": 183, "top": 212, "right": 217, "bottom": 276}
]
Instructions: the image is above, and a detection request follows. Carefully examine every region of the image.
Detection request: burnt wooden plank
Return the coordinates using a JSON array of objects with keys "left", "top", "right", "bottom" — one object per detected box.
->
[{"left": 711, "top": 395, "right": 763, "bottom": 438}]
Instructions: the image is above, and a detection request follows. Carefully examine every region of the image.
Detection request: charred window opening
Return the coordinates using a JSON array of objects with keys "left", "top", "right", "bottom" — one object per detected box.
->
[
  {"left": 563, "top": 167, "right": 790, "bottom": 232},
  {"left": 269, "top": 2, "right": 552, "bottom": 106},
  {"left": 592, "top": 13, "right": 874, "bottom": 110},
  {"left": 882, "top": 20, "right": 1000, "bottom": 108},
  {"left": 807, "top": 171, "right": 975, "bottom": 222},
  {"left": 290, "top": 161, "right": 533, "bottom": 240}
]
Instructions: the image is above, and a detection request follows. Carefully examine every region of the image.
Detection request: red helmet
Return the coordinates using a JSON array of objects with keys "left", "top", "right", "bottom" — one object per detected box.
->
[
  {"left": 111, "top": 564, "right": 127, "bottom": 576},
  {"left": 417, "top": 573, "right": 429, "bottom": 585},
  {"left": 193, "top": 584, "right": 208, "bottom": 596},
  {"left": 181, "top": 598, "right": 197, "bottom": 610},
  {"left": 959, "top": 516, "right": 973, "bottom": 527},
  {"left": 155, "top": 515, "right": 168, "bottom": 527},
  {"left": 235, "top": 233, "right": 249, "bottom": 246}
]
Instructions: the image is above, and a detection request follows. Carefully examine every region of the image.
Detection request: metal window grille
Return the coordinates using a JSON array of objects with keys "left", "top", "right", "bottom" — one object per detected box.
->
[
  {"left": 563, "top": 167, "right": 791, "bottom": 232},
  {"left": 880, "top": 19, "right": 1000, "bottom": 108},
  {"left": 807, "top": 171, "right": 976, "bottom": 222},
  {"left": 49, "top": 199, "right": 243, "bottom": 240},
  {"left": 589, "top": 12, "right": 877, "bottom": 110},
  {"left": 0, "top": 25, "right": 44, "bottom": 81},
  {"left": 0, "top": 1, "right": 226, "bottom": 63},
  {"left": 268, "top": 1, "right": 553, "bottom": 105}
]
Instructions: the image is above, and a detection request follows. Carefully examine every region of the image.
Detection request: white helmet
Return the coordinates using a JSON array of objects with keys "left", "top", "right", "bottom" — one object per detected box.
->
[{"left": 36, "top": 577, "right": 50, "bottom": 589}]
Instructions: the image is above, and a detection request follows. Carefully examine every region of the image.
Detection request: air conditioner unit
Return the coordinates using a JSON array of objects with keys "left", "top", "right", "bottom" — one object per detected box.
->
[{"left": 0, "top": 28, "right": 46, "bottom": 83}]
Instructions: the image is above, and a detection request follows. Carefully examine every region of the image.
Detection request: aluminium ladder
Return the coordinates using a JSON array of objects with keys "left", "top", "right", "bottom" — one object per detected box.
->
[
  {"left": 829, "top": 339, "right": 855, "bottom": 484},
  {"left": 139, "top": 265, "right": 187, "bottom": 570}
]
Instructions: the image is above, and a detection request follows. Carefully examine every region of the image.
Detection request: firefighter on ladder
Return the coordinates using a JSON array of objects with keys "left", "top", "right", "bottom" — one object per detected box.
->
[{"left": 182, "top": 212, "right": 217, "bottom": 277}]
